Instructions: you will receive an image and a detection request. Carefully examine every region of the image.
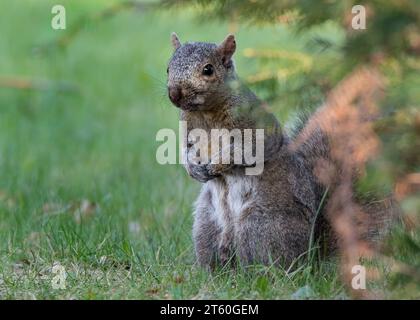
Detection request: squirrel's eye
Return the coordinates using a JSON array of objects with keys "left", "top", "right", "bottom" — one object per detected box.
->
[
  {"left": 166, "top": 66, "right": 169, "bottom": 74},
  {"left": 202, "top": 64, "right": 214, "bottom": 76}
]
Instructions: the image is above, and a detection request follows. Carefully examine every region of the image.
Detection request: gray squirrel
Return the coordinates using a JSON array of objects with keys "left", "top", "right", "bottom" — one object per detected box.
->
[{"left": 166, "top": 33, "right": 397, "bottom": 269}]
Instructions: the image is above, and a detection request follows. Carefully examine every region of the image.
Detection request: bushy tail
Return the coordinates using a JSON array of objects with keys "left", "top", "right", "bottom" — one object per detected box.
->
[{"left": 288, "top": 107, "right": 401, "bottom": 249}]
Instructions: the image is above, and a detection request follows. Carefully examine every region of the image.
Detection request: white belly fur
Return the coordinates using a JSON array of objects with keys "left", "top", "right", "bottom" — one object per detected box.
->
[{"left": 208, "top": 174, "right": 256, "bottom": 230}]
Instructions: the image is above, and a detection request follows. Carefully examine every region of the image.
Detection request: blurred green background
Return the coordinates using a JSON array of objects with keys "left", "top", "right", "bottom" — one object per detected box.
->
[{"left": 0, "top": 0, "right": 418, "bottom": 299}]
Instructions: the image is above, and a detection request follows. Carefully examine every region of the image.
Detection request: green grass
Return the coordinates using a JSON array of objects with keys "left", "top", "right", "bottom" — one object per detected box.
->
[{"left": 0, "top": 0, "right": 399, "bottom": 299}]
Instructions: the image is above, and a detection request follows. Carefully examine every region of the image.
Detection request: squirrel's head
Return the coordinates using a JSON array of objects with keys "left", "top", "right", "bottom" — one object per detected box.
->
[{"left": 167, "top": 33, "right": 237, "bottom": 111}]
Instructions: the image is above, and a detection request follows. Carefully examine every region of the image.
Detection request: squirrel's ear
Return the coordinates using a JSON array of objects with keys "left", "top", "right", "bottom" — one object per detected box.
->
[
  {"left": 171, "top": 32, "right": 181, "bottom": 50},
  {"left": 217, "top": 34, "right": 236, "bottom": 66}
]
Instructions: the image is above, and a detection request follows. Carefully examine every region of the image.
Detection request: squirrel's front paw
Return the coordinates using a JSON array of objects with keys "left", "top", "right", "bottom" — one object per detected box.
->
[{"left": 187, "top": 163, "right": 220, "bottom": 183}]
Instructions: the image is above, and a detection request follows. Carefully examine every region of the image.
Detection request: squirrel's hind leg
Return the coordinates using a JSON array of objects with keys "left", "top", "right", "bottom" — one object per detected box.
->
[{"left": 235, "top": 208, "right": 311, "bottom": 269}]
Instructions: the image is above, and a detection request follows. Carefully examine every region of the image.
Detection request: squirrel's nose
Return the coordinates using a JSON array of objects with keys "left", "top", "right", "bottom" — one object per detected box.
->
[{"left": 168, "top": 86, "right": 183, "bottom": 106}]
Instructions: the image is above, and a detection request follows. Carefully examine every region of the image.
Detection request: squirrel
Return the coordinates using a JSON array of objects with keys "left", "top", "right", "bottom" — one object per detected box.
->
[{"left": 166, "top": 33, "right": 398, "bottom": 269}]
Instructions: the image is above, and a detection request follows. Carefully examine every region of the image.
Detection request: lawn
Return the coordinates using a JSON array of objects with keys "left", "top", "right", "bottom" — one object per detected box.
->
[{"left": 0, "top": 0, "right": 399, "bottom": 299}]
